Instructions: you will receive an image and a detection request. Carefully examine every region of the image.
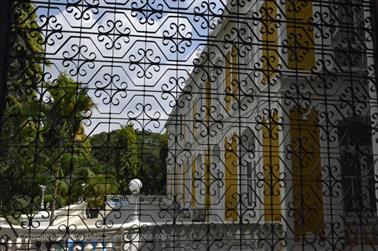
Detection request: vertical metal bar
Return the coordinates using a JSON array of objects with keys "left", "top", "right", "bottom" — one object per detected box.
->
[
  {"left": 0, "top": 0, "right": 12, "bottom": 123},
  {"left": 373, "top": 0, "right": 378, "bottom": 89}
]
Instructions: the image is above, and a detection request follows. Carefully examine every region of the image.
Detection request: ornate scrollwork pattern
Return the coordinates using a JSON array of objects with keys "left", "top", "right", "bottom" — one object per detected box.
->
[{"left": 0, "top": 0, "right": 377, "bottom": 250}]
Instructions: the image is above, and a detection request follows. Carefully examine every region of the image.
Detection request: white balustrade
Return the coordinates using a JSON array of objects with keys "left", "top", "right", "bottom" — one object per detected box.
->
[
  {"left": 106, "top": 242, "right": 113, "bottom": 249},
  {"left": 96, "top": 241, "right": 103, "bottom": 249},
  {"left": 6, "top": 239, "right": 13, "bottom": 250},
  {"left": 16, "top": 238, "right": 27, "bottom": 249},
  {"left": 83, "top": 242, "right": 94, "bottom": 251},
  {"left": 74, "top": 244, "right": 82, "bottom": 250}
]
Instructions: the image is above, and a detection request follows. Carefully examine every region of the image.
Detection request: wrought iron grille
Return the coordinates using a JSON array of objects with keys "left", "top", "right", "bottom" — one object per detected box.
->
[{"left": 0, "top": 0, "right": 378, "bottom": 250}]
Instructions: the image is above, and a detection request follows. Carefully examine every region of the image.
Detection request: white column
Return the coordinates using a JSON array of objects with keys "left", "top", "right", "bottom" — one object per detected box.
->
[{"left": 277, "top": 104, "right": 295, "bottom": 251}]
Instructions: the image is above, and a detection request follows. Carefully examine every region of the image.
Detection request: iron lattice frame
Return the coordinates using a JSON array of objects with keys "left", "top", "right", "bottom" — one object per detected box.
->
[{"left": 0, "top": 0, "right": 378, "bottom": 250}]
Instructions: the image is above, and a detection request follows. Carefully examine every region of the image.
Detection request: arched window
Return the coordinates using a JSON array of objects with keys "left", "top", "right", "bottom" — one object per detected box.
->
[
  {"left": 338, "top": 116, "right": 375, "bottom": 214},
  {"left": 196, "top": 155, "right": 204, "bottom": 206},
  {"left": 186, "top": 158, "right": 191, "bottom": 204},
  {"left": 212, "top": 145, "right": 222, "bottom": 201},
  {"left": 240, "top": 129, "right": 256, "bottom": 207}
]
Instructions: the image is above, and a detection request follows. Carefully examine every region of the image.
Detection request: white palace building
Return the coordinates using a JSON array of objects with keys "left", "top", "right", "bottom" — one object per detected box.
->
[{"left": 165, "top": 0, "right": 378, "bottom": 248}]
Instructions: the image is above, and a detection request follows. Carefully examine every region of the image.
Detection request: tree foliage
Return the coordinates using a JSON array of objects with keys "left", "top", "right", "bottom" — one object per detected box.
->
[
  {"left": 0, "top": 1, "right": 168, "bottom": 218},
  {"left": 90, "top": 129, "right": 168, "bottom": 195},
  {"left": 0, "top": 1, "right": 46, "bottom": 214}
]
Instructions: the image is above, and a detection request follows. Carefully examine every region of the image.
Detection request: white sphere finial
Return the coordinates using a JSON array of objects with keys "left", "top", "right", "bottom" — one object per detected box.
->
[
  {"left": 129, "top": 179, "right": 142, "bottom": 195},
  {"left": 39, "top": 185, "right": 46, "bottom": 192}
]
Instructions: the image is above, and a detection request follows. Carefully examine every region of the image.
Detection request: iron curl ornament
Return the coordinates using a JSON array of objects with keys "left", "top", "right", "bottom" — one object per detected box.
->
[{"left": 0, "top": 0, "right": 377, "bottom": 250}]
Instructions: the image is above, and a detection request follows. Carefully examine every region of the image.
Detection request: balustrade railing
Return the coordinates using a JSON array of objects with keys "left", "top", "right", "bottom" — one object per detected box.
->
[{"left": 0, "top": 221, "right": 282, "bottom": 251}]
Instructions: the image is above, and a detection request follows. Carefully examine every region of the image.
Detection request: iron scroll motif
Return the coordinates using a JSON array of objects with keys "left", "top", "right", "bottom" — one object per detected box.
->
[{"left": 0, "top": 0, "right": 377, "bottom": 250}]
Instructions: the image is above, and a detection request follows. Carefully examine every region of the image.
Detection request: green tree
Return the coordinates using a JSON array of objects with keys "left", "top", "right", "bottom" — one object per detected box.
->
[
  {"left": 41, "top": 73, "right": 95, "bottom": 222},
  {"left": 0, "top": 1, "right": 46, "bottom": 214},
  {"left": 116, "top": 125, "right": 139, "bottom": 189},
  {"left": 0, "top": 1, "right": 121, "bottom": 220},
  {"left": 90, "top": 129, "right": 168, "bottom": 195},
  {"left": 137, "top": 131, "right": 167, "bottom": 194},
  {"left": 90, "top": 125, "right": 139, "bottom": 194},
  {"left": 85, "top": 173, "right": 119, "bottom": 210}
]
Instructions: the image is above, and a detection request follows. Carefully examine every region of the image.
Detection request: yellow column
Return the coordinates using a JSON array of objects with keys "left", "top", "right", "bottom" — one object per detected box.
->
[
  {"left": 261, "top": 0, "right": 279, "bottom": 84},
  {"left": 290, "top": 107, "right": 324, "bottom": 236},
  {"left": 286, "top": 0, "right": 315, "bottom": 70},
  {"left": 205, "top": 150, "right": 210, "bottom": 209},
  {"left": 224, "top": 134, "right": 238, "bottom": 221},
  {"left": 263, "top": 111, "right": 281, "bottom": 221}
]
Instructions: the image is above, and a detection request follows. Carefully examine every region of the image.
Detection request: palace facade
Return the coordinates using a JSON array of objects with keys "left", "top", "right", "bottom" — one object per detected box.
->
[{"left": 165, "top": 0, "right": 377, "bottom": 247}]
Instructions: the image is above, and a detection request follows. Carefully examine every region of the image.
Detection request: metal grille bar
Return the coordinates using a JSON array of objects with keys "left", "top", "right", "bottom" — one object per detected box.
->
[{"left": 0, "top": 0, "right": 377, "bottom": 250}]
